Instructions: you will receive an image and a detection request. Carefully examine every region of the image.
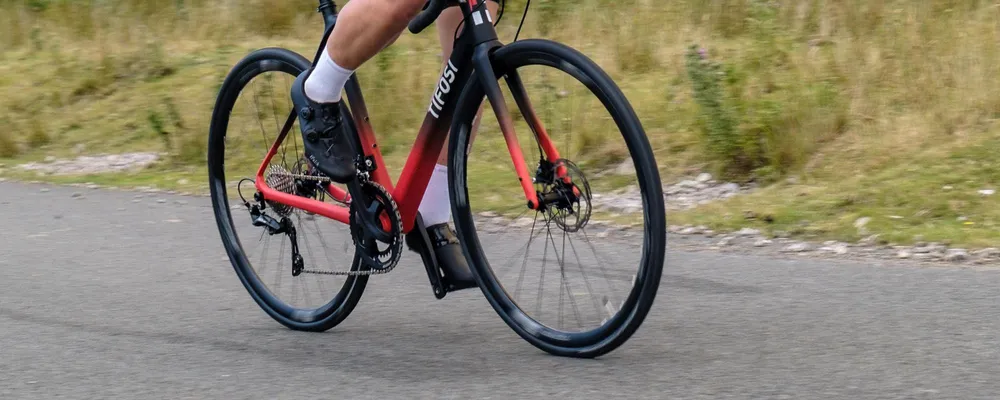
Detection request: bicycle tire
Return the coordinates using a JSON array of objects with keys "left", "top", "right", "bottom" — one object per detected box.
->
[
  {"left": 447, "top": 39, "right": 667, "bottom": 358},
  {"left": 208, "top": 47, "right": 368, "bottom": 332}
]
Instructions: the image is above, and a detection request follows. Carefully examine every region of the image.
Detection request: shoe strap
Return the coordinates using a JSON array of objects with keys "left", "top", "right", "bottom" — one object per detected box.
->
[{"left": 428, "top": 224, "right": 459, "bottom": 248}]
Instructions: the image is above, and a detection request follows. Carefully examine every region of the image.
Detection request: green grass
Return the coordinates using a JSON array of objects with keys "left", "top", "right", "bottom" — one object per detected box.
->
[
  {"left": 2, "top": 0, "right": 1000, "bottom": 249},
  {"left": 672, "top": 133, "right": 1000, "bottom": 248}
]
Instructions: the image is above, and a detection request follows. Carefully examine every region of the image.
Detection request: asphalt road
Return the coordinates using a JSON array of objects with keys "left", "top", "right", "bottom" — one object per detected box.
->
[{"left": 2, "top": 181, "right": 1000, "bottom": 399}]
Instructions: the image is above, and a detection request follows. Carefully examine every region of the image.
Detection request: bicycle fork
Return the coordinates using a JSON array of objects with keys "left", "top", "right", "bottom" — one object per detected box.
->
[{"left": 470, "top": 43, "right": 574, "bottom": 211}]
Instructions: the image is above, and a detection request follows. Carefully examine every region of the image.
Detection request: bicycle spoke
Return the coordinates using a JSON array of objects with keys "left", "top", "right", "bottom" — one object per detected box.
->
[
  {"left": 255, "top": 231, "right": 271, "bottom": 276},
  {"left": 558, "top": 257, "right": 585, "bottom": 330},
  {"left": 495, "top": 222, "right": 547, "bottom": 282},
  {"left": 236, "top": 92, "right": 270, "bottom": 156},
  {"left": 306, "top": 216, "right": 348, "bottom": 272},
  {"left": 248, "top": 81, "right": 272, "bottom": 153},
  {"left": 267, "top": 76, "right": 282, "bottom": 144},
  {"left": 558, "top": 267, "right": 564, "bottom": 330},
  {"left": 294, "top": 214, "right": 320, "bottom": 306},
  {"left": 284, "top": 75, "right": 301, "bottom": 162},
  {"left": 250, "top": 79, "right": 286, "bottom": 166},
  {"left": 577, "top": 228, "right": 625, "bottom": 307},
  {"left": 476, "top": 206, "right": 533, "bottom": 272},
  {"left": 512, "top": 211, "right": 543, "bottom": 301},
  {"left": 535, "top": 220, "right": 551, "bottom": 320},
  {"left": 548, "top": 224, "right": 603, "bottom": 323},
  {"left": 478, "top": 205, "right": 531, "bottom": 234},
  {"left": 557, "top": 226, "right": 585, "bottom": 330},
  {"left": 274, "top": 237, "right": 286, "bottom": 295},
  {"left": 265, "top": 75, "right": 291, "bottom": 166},
  {"left": 305, "top": 210, "right": 350, "bottom": 283}
]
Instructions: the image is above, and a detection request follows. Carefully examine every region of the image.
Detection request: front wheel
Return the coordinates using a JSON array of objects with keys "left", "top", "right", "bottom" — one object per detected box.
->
[{"left": 448, "top": 40, "right": 667, "bottom": 358}]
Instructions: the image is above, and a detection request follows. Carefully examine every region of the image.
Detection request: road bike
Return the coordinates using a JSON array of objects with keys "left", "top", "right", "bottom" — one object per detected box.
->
[{"left": 208, "top": 0, "right": 666, "bottom": 358}]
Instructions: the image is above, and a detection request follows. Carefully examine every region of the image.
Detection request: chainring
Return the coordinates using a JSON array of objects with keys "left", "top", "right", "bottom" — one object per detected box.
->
[{"left": 349, "top": 181, "right": 403, "bottom": 273}]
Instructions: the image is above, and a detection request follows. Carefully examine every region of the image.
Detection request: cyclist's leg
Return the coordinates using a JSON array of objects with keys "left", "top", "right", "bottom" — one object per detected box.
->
[
  {"left": 414, "top": 1, "right": 500, "bottom": 288},
  {"left": 292, "top": 0, "right": 426, "bottom": 182},
  {"left": 307, "top": 0, "right": 426, "bottom": 101}
]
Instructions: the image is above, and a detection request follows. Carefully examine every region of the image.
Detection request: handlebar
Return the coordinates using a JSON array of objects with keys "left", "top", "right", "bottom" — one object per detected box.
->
[{"left": 408, "top": 0, "right": 448, "bottom": 34}]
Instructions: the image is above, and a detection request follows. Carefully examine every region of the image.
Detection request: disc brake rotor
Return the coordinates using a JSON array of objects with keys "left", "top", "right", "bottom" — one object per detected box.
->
[{"left": 543, "top": 159, "right": 593, "bottom": 233}]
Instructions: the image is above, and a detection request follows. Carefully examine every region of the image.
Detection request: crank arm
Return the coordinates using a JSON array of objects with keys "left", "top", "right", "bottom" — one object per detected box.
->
[{"left": 346, "top": 179, "right": 394, "bottom": 243}]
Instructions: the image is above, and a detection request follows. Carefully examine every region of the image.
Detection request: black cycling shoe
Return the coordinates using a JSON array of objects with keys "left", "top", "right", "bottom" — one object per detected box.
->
[
  {"left": 427, "top": 223, "right": 478, "bottom": 291},
  {"left": 289, "top": 70, "right": 356, "bottom": 184}
]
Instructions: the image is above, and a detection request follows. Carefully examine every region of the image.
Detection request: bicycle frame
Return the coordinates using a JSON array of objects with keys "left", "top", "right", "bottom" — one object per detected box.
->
[{"left": 253, "top": 0, "right": 564, "bottom": 233}]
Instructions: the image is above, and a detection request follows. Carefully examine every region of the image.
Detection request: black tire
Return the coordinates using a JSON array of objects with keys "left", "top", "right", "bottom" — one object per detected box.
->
[
  {"left": 448, "top": 39, "right": 666, "bottom": 358},
  {"left": 208, "top": 47, "right": 368, "bottom": 332}
]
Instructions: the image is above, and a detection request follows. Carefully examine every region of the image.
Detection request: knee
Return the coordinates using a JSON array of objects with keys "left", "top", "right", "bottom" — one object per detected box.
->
[{"left": 388, "top": 0, "right": 428, "bottom": 26}]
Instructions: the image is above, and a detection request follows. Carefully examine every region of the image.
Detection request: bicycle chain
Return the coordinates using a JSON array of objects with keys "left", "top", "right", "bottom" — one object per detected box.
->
[
  {"left": 267, "top": 170, "right": 402, "bottom": 277},
  {"left": 299, "top": 266, "right": 390, "bottom": 277},
  {"left": 272, "top": 171, "right": 336, "bottom": 184}
]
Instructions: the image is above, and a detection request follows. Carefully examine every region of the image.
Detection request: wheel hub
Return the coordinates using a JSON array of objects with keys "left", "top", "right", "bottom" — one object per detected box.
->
[{"left": 537, "top": 159, "right": 592, "bottom": 233}]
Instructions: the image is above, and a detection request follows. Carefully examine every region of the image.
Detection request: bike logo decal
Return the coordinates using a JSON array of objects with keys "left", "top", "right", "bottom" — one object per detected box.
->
[{"left": 429, "top": 60, "right": 459, "bottom": 119}]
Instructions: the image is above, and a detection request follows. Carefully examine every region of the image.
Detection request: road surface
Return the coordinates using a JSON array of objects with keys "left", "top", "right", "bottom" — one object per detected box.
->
[{"left": 1, "top": 181, "right": 999, "bottom": 399}]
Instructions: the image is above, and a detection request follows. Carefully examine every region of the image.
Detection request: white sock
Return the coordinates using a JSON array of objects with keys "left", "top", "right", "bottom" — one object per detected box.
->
[
  {"left": 418, "top": 164, "right": 452, "bottom": 226},
  {"left": 304, "top": 51, "right": 354, "bottom": 103}
]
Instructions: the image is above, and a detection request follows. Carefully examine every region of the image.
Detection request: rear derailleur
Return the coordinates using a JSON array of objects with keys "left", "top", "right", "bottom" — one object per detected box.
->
[{"left": 247, "top": 193, "right": 305, "bottom": 277}]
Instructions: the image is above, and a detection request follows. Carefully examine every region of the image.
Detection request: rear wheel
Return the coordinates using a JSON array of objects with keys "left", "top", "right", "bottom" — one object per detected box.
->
[
  {"left": 448, "top": 40, "right": 666, "bottom": 358},
  {"left": 208, "top": 47, "right": 368, "bottom": 332}
]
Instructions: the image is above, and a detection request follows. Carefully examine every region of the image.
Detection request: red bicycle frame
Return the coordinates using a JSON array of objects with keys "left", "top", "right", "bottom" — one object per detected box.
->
[{"left": 253, "top": 0, "right": 564, "bottom": 233}]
